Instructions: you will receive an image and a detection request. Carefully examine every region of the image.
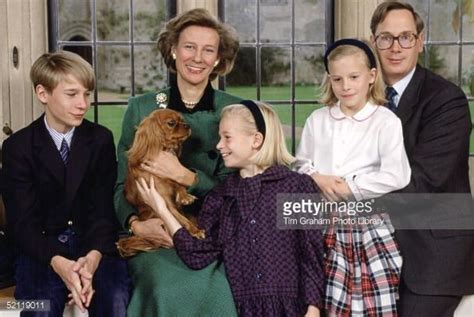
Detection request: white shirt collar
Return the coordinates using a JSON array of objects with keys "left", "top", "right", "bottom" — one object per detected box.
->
[
  {"left": 43, "top": 115, "right": 75, "bottom": 150},
  {"left": 390, "top": 67, "right": 416, "bottom": 106},
  {"left": 329, "top": 101, "right": 380, "bottom": 122}
]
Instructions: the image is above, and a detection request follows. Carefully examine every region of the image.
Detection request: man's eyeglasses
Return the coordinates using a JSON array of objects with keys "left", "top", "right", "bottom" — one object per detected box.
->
[{"left": 374, "top": 32, "right": 419, "bottom": 50}]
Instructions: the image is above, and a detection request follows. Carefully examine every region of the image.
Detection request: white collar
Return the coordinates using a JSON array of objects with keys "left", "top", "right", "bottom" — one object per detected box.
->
[
  {"left": 329, "top": 101, "right": 380, "bottom": 122},
  {"left": 391, "top": 67, "right": 416, "bottom": 99},
  {"left": 43, "top": 115, "right": 75, "bottom": 150}
]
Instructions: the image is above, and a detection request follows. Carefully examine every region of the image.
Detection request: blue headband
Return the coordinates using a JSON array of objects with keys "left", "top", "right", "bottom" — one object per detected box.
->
[
  {"left": 324, "top": 39, "right": 377, "bottom": 73},
  {"left": 240, "top": 100, "right": 266, "bottom": 138}
]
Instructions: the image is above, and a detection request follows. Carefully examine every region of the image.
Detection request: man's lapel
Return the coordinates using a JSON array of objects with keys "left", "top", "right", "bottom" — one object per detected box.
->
[
  {"left": 395, "top": 65, "right": 425, "bottom": 126},
  {"left": 65, "top": 123, "right": 92, "bottom": 207}
]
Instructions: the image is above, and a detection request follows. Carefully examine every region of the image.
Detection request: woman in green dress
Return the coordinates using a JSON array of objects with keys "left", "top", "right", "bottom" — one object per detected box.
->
[{"left": 113, "top": 8, "right": 242, "bottom": 316}]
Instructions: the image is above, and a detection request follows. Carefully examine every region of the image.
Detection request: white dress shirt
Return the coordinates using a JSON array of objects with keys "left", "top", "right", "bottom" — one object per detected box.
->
[
  {"left": 296, "top": 101, "right": 411, "bottom": 201},
  {"left": 390, "top": 67, "right": 416, "bottom": 107},
  {"left": 44, "top": 115, "right": 75, "bottom": 150}
]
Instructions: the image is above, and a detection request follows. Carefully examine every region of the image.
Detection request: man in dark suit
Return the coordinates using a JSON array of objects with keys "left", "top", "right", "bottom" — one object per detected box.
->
[
  {"left": 2, "top": 51, "right": 130, "bottom": 316},
  {"left": 370, "top": 2, "right": 474, "bottom": 316}
]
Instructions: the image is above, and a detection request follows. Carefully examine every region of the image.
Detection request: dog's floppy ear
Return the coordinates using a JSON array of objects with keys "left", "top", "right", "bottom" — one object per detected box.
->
[{"left": 127, "top": 113, "right": 165, "bottom": 165}]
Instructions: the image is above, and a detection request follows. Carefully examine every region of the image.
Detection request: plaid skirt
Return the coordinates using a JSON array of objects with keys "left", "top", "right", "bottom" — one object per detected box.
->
[{"left": 324, "top": 213, "right": 402, "bottom": 317}]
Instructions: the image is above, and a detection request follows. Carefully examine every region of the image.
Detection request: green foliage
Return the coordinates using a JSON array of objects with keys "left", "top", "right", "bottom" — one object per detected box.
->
[
  {"left": 418, "top": 46, "right": 446, "bottom": 74},
  {"left": 227, "top": 45, "right": 290, "bottom": 86}
]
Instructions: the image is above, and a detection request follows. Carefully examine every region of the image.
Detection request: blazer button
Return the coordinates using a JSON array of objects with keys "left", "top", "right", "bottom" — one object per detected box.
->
[
  {"left": 208, "top": 150, "right": 218, "bottom": 160},
  {"left": 250, "top": 219, "right": 256, "bottom": 224}
]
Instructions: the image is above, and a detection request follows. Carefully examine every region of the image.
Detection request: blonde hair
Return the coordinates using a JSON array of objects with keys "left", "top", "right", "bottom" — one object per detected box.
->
[
  {"left": 30, "top": 51, "right": 95, "bottom": 92},
  {"left": 157, "top": 8, "right": 239, "bottom": 81},
  {"left": 221, "top": 101, "right": 294, "bottom": 170},
  {"left": 319, "top": 40, "right": 385, "bottom": 106}
]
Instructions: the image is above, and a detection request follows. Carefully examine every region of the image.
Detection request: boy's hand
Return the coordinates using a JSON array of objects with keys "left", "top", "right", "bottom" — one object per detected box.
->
[
  {"left": 50, "top": 255, "right": 85, "bottom": 312},
  {"left": 71, "top": 250, "right": 102, "bottom": 307}
]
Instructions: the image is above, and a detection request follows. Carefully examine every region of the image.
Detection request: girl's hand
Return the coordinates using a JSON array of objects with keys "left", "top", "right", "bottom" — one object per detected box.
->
[
  {"left": 333, "top": 180, "right": 353, "bottom": 201},
  {"left": 304, "top": 305, "right": 320, "bottom": 317},
  {"left": 136, "top": 177, "right": 168, "bottom": 215},
  {"left": 141, "top": 152, "right": 196, "bottom": 187},
  {"left": 311, "top": 173, "right": 347, "bottom": 202}
]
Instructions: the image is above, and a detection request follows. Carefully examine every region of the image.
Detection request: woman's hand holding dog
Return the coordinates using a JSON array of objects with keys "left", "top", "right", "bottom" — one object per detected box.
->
[
  {"left": 141, "top": 151, "right": 197, "bottom": 187},
  {"left": 136, "top": 177, "right": 183, "bottom": 236}
]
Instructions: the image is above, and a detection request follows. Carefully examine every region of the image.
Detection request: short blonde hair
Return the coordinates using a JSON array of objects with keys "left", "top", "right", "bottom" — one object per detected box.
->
[
  {"left": 30, "top": 51, "right": 95, "bottom": 92},
  {"left": 157, "top": 8, "right": 239, "bottom": 81},
  {"left": 221, "top": 101, "right": 294, "bottom": 170},
  {"left": 319, "top": 40, "right": 385, "bottom": 106}
]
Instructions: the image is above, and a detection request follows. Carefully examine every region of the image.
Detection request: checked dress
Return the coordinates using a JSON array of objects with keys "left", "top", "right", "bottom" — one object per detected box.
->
[{"left": 296, "top": 102, "right": 411, "bottom": 316}]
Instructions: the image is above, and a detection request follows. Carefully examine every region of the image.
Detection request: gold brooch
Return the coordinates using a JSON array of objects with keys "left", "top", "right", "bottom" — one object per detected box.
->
[{"left": 156, "top": 93, "right": 167, "bottom": 109}]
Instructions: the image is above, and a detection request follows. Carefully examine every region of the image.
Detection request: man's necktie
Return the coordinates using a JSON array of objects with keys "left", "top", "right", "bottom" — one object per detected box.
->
[
  {"left": 385, "top": 86, "right": 398, "bottom": 112},
  {"left": 59, "top": 138, "right": 70, "bottom": 165}
]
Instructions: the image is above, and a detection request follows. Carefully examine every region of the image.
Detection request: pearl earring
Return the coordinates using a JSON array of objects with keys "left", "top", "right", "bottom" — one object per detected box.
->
[
  {"left": 213, "top": 60, "right": 219, "bottom": 67},
  {"left": 172, "top": 53, "right": 176, "bottom": 60}
]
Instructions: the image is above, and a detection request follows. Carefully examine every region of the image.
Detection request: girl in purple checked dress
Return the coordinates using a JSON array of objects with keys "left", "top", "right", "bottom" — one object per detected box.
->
[
  {"left": 295, "top": 39, "right": 411, "bottom": 316},
  {"left": 136, "top": 100, "right": 325, "bottom": 316}
]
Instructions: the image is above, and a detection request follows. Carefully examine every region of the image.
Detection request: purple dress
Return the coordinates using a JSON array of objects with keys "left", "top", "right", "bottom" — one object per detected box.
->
[{"left": 174, "top": 165, "right": 325, "bottom": 316}]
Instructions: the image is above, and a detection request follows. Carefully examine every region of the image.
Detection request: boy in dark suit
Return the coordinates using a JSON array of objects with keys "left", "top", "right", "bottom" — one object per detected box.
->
[
  {"left": 370, "top": 2, "right": 474, "bottom": 316},
  {"left": 2, "top": 51, "right": 130, "bottom": 316}
]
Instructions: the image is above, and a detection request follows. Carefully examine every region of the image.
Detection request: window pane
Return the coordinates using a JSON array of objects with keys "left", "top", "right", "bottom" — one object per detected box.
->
[
  {"left": 134, "top": 45, "right": 167, "bottom": 94},
  {"left": 462, "top": 2, "right": 474, "bottom": 42},
  {"left": 61, "top": 45, "right": 93, "bottom": 68},
  {"left": 272, "top": 104, "right": 293, "bottom": 151},
  {"left": 430, "top": 0, "right": 458, "bottom": 42},
  {"left": 96, "top": 0, "right": 130, "bottom": 41},
  {"left": 462, "top": 45, "right": 474, "bottom": 99},
  {"left": 295, "top": 0, "right": 326, "bottom": 43},
  {"left": 260, "top": 0, "right": 291, "bottom": 43},
  {"left": 427, "top": 45, "right": 459, "bottom": 85},
  {"left": 133, "top": 0, "right": 167, "bottom": 42},
  {"left": 404, "top": 0, "right": 428, "bottom": 31},
  {"left": 295, "top": 46, "right": 324, "bottom": 100},
  {"left": 226, "top": 47, "right": 257, "bottom": 100},
  {"left": 97, "top": 46, "right": 131, "bottom": 102},
  {"left": 295, "top": 103, "right": 323, "bottom": 149},
  {"left": 261, "top": 47, "right": 290, "bottom": 100},
  {"left": 59, "top": 0, "right": 92, "bottom": 41},
  {"left": 85, "top": 105, "right": 127, "bottom": 143},
  {"left": 225, "top": 0, "right": 256, "bottom": 43}
]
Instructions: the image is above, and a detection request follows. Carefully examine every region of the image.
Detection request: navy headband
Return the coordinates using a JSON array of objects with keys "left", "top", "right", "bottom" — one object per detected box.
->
[
  {"left": 240, "top": 100, "right": 266, "bottom": 138},
  {"left": 324, "top": 39, "right": 377, "bottom": 73}
]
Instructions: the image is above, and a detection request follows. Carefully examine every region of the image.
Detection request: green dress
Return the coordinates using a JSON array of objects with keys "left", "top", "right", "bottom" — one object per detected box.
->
[{"left": 114, "top": 83, "right": 241, "bottom": 316}]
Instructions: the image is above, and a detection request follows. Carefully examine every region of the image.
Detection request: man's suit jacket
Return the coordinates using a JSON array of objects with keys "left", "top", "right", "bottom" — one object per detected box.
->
[
  {"left": 2, "top": 115, "right": 119, "bottom": 265},
  {"left": 394, "top": 65, "right": 474, "bottom": 295}
]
